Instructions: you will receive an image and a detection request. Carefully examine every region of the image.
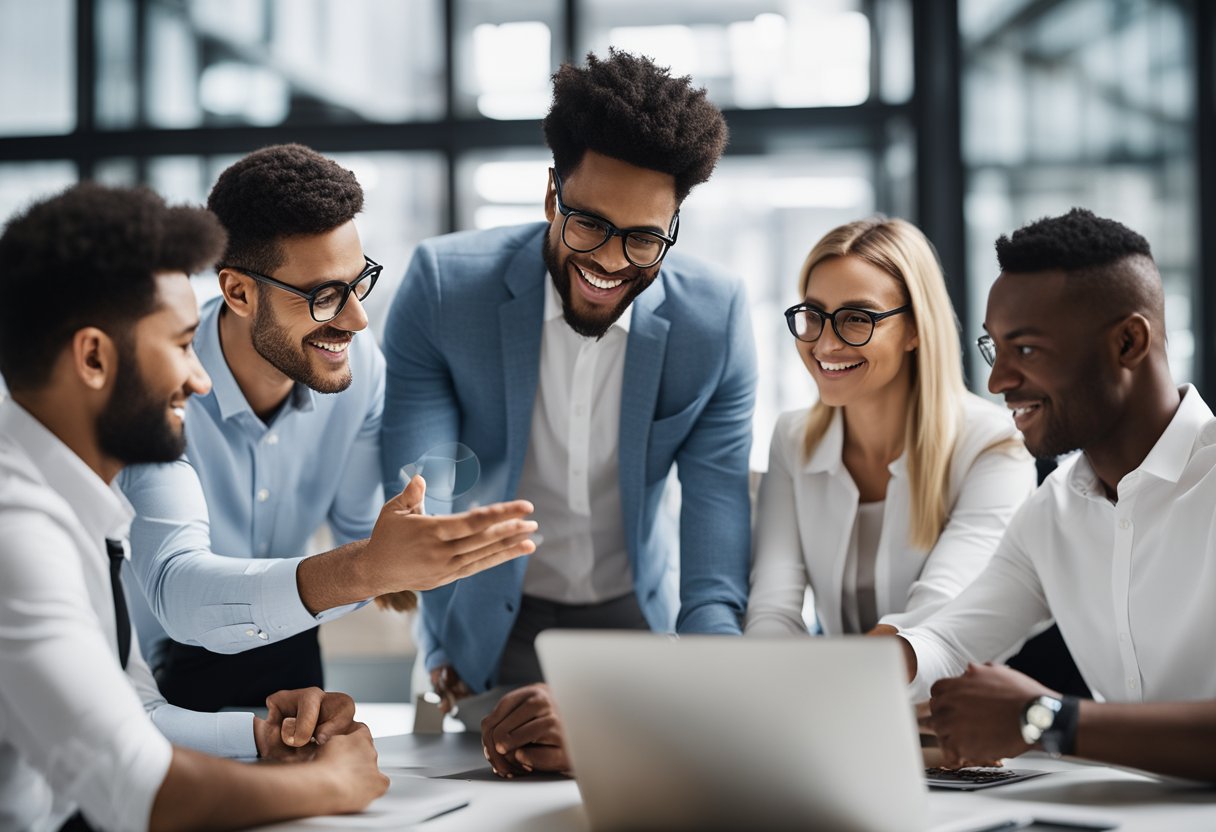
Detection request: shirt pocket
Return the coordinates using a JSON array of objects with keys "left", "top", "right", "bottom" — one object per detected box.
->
[{"left": 646, "top": 398, "right": 704, "bottom": 481}]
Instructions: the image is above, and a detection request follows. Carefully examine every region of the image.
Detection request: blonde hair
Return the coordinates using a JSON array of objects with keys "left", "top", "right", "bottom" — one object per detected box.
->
[{"left": 798, "top": 216, "right": 965, "bottom": 551}]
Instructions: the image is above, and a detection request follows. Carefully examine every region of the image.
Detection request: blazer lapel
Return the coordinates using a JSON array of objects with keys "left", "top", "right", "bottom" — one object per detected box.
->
[
  {"left": 618, "top": 277, "right": 670, "bottom": 554},
  {"left": 498, "top": 238, "right": 546, "bottom": 498}
]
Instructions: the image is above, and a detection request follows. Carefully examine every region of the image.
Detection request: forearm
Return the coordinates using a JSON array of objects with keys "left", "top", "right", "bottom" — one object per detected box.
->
[
  {"left": 149, "top": 747, "right": 349, "bottom": 832},
  {"left": 296, "top": 539, "right": 373, "bottom": 615},
  {"left": 1074, "top": 700, "right": 1216, "bottom": 783},
  {"left": 867, "top": 625, "right": 918, "bottom": 681}
]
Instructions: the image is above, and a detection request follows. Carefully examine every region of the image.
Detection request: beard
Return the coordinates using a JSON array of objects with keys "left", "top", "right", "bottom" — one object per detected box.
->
[
  {"left": 542, "top": 233, "right": 658, "bottom": 339},
  {"left": 251, "top": 294, "right": 352, "bottom": 394},
  {"left": 1024, "top": 357, "right": 1121, "bottom": 460},
  {"left": 96, "top": 343, "right": 186, "bottom": 465}
]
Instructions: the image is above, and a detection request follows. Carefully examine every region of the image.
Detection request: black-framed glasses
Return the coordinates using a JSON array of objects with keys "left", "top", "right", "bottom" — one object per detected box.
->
[
  {"left": 784, "top": 302, "right": 912, "bottom": 347},
  {"left": 551, "top": 168, "right": 679, "bottom": 269},
  {"left": 227, "top": 256, "right": 382, "bottom": 323},
  {"left": 977, "top": 334, "right": 997, "bottom": 367}
]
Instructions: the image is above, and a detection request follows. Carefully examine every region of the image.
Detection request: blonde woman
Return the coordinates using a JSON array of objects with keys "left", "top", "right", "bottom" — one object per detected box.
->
[{"left": 746, "top": 217, "right": 1035, "bottom": 637}]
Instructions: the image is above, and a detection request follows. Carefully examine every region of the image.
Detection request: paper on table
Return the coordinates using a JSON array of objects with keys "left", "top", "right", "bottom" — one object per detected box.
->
[{"left": 292, "top": 774, "right": 470, "bottom": 829}]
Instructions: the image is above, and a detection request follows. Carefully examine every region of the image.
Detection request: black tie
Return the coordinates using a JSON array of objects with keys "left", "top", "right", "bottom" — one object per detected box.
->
[{"left": 104, "top": 538, "right": 131, "bottom": 671}]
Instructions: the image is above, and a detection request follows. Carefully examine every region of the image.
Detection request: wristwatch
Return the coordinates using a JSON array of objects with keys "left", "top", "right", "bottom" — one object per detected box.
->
[{"left": 1019, "top": 694, "right": 1080, "bottom": 757}]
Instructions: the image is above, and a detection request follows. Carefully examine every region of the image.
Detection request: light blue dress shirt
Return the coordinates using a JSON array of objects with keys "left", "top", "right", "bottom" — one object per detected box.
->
[{"left": 118, "top": 295, "right": 386, "bottom": 673}]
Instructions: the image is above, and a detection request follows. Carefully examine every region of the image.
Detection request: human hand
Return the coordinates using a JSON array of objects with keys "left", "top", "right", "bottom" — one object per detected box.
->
[
  {"left": 429, "top": 665, "right": 472, "bottom": 714},
  {"left": 253, "top": 687, "right": 357, "bottom": 761},
  {"left": 929, "top": 662, "right": 1055, "bottom": 767},
  {"left": 481, "top": 684, "right": 570, "bottom": 778},
  {"left": 311, "top": 723, "right": 389, "bottom": 813},
  {"left": 358, "top": 476, "right": 537, "bottom": 596}
]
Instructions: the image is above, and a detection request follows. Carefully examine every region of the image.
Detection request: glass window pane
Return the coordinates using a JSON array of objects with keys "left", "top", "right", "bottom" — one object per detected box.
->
[
  {"left": 96, "top": 0, "right": 444, "bottom": 129},
  {"left": 961, "top": 0, "right": 1195, "bottom": 386},
  {"left": 0, "top": 0, "right": 75, "bottom": 136},
  {"left": 0, "top": 161, "right": 79, "bottom": 236},
  {"left": 454, "top": 0, "right": 562, "bottom": 119},
  {"left": 579, "top": 0, "right": 873, "bottom": 109},
  {"left": 456, "top": 149, "right": 551, "bottom": 232}
]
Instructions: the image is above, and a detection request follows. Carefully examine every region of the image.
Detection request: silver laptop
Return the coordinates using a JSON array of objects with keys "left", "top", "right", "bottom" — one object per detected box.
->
[{"left": 536, "top": 631, "right": 1006, "bottom": 832}]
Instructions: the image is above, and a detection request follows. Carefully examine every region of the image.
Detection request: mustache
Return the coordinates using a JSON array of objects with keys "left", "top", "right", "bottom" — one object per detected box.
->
[{"left": 305, "top": 326, "right": 354, "bottom": 342}]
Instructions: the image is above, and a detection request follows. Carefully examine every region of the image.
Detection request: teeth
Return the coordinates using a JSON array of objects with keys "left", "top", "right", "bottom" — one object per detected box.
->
[
  {"left": 1010, "top": 403, "right": 1041, "bottom": 418},
  {"left": 309, "top": 340, "right": 350, "bottom": 354},
  {"left": 818, "top": 359, "right": 864, "bottom": 372},
  {"left": 171, "top": 406, "right": 185, "bottom": 420},
  {"left": 579, "top": 268, "right": 624, "bottom": 290}
]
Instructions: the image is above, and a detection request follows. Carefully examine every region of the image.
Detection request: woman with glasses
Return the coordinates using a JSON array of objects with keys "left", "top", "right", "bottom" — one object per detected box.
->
[{"left": 746, "top": 217, "right": 1035, "bottom": 639}]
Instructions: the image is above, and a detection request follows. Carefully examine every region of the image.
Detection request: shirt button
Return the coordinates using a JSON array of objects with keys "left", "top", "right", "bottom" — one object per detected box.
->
[
  {"left": 1118, "top": 519, "right": 1130, "bottom": 530},
  {"left": 257, "top": 488, "right": 270, "bottom": 502},
  {"left": 1118, "top": 632, "right": 1128, "bottom": 642},
  {"left": 258, "top": 632, "right": 269, "bottom": 640},
  {"left": 1127, "top": 677, "right": 1138, "bottom": 689},
  {"left": 266, "top": 433, "right": 279, "bottom": 445},
  {"left": 245, "top": 629, "right": 256, "bottom": 637}
]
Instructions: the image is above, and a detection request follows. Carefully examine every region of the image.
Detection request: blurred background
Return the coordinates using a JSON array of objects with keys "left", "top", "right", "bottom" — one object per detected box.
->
[{"left": 2, "top": 0, "right": 1213, "bottom": 699}]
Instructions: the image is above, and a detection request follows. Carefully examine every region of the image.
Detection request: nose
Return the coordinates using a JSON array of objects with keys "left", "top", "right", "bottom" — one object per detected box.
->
[
  {"left": 187, "top": 348, "right": 212, "bottom": 397},
  {"left": 591, "top": 235, "right": 632, "bottom": 274},
  {"left": 332, "top": 291, "right": 369, "bottom": 332},
  {"left": 986, "top": 349, "right": 1019, "bottom": 396},
  {"left": 813, "top": 318, "right": 848, "bottom": 354}
]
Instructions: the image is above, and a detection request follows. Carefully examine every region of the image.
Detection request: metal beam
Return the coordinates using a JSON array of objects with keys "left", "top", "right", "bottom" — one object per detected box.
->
[{"left": 1196, "top": 0, "right": 1216, "bottom": 397}]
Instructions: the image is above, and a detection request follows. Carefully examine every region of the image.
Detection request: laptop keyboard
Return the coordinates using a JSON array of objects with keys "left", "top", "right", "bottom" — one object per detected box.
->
[{"left": 924, "top": 766, "right": 1022, "bottom": 785}]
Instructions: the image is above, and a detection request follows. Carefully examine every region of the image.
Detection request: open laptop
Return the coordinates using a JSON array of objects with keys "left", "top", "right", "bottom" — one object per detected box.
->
[{"left": 536, "top": 631, "right": 1031, "bottom": 832}]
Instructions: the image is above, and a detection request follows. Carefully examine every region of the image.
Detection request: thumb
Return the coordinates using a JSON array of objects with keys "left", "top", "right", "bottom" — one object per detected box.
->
[
  {"left": 388, "top": 475, "right": 426, "bottom": 511},
  {"left": 281, "top": 716, "right": 300, "bottom": 746}
]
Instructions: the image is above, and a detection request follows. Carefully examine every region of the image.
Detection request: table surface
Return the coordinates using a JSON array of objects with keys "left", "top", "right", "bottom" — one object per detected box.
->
[{"left": 258, "top": 703, "right": 1216, "bottom": 832}]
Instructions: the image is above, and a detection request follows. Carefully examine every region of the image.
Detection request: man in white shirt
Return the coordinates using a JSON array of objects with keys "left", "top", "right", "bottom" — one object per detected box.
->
[
  {"left": 0, "top": 183, "right": 387, "bottom": 831},
  {"left": 882, "top": 208, "right": 1216, "bottom": 783}
]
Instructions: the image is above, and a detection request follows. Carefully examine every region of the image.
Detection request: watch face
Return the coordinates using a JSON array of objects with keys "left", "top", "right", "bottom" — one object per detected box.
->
[{"left": 1028, "top": 703, "right": 1055, "bottom": 730}]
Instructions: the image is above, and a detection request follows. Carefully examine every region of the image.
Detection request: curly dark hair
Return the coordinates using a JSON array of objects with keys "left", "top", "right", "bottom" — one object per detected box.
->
[
  {"left": 995, "top": 208, "right": 1152, "bottom": 273},
  {"left": 543, "top": 49, "right": 728, "bottom": 203},
  {"left": 996, "top": 208, "right": 1163, "bottom": 328},
  {"left": 0, "top": 183, "right": 226, "bottom": 392},
  {"left": 207, "top": 143, "right": 363, "bottom": 274}
]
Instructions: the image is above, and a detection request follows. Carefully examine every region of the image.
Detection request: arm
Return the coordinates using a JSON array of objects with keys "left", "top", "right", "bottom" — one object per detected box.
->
[
  {"left": 675, "top": 282, "right": 758, "bottom": 635},
  {"left": 744, "top": 418, "right": 813, "bottom": 636},
  {"left": 880, "top": 442, "right": 1035, "bottom": 629},
  {"left": 925, "top": 663, "right": 1216, "bottom": 783},
  {"left": 891, "top": 518, "right": 1053, "bottom": 700}
]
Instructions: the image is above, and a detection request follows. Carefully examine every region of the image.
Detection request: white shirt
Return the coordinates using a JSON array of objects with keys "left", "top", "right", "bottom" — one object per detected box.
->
[
  {"left": 519, "top": 276, "right": 634, "bottom": 604},
  {"left": 0, "top": 400, "right": 251, "bottom": 832},
  {"left": 746, "top": 393, "right": 1035, "bottom": 636},
  {"left": 900, "top": 384, "right": 1216, "bottom": 704}
]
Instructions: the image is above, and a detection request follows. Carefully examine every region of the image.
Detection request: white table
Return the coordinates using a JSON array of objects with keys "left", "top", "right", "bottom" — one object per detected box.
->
[{"left": 273, "top": 703, "right": 1216, "bottom": 831}]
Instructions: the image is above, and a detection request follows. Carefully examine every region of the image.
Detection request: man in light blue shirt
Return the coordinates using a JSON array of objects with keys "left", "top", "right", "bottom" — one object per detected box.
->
[{"left": 120, "top": 145, "right": 537, "bottom": 712}]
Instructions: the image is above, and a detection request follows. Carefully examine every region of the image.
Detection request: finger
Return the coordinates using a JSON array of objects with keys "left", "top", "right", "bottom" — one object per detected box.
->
[
  {"left": 514, "top": 745, "right": 570, "bottom": 774},
  {"left": 284, "top": 688, "right": 325, "bottom": 746},
  {"left": 431, "top": 501, "right": 536, "bottom": 542},
  {"left": 452, "top": 536, "right": 538, "bottom": 576},
  {"left": 386, "top": 476, "right": 427, "bottom": 511},
  {"left": 499, "top": 715, "right": 563, "bottom": 751},
  {"left": 482, "top": 717, "right": 524, "bottom": 777},
  {"left": 315, "top": 693, "right": 357, "bottom": 743},
  {"left": 443, "top": 519, "right": 539, "bottom": 556}
]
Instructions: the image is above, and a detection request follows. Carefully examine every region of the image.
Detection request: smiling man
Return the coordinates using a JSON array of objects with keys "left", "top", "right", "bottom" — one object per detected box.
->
[
  {"left": 118, "top": 145, "right": 537, "bottom": 717},
  {"left": 381, "top": 50, "right": 756, "bottom": 760},
  {"left": 881, "top": 208, "right": 1216, "bottom": 783}
]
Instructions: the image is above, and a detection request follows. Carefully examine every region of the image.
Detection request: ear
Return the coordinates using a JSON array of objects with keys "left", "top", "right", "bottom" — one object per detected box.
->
[
  {"left": 1113, "top": 313, "right": 1151, "bottom": 369},
  {"left": 69, "top": 327, "right": 118, "bottom": 391},
  {"left": 543, "top": 171, "right": 557, "bottom": 224},
  {"left": 218, "top": 267, "right": 256, "bottom": 320},
  {"left": 905, "top": 329, "right": 920, "bottom": 352}
]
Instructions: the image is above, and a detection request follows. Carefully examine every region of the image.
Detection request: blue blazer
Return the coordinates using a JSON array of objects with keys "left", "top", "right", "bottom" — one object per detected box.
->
[{"left": 381, "top": 223, "right": 756, "bottom": 692}]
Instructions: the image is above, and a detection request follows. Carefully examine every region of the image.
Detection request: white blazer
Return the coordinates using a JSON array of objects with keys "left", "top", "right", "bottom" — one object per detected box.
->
[{"left": 746, "top": 393, "right": 1036, "bottom": 636}]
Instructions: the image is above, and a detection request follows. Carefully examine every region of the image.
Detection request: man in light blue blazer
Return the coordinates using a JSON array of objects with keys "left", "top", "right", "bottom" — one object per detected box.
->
[{"left": 381, "top": 51, "right": 757, "bottom": 712}]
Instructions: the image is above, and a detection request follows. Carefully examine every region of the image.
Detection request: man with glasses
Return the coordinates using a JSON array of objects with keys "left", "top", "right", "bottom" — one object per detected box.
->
[
  {"left": 119, "top": 144, "right": 537, "bottom": 717},
  {"left": 381, "top": 50, "right": 756, "bottom": 773},
  {"left": 875, "top": 208, "right": 1216, "bottom": 783}
]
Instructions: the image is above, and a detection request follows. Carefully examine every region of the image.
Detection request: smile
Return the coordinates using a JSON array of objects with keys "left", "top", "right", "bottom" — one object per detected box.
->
[
  {"left": 171, "top": 405, "right": 185, "bottom": 421},
  {"left": 577, "top": 266, "right": 625, "bottom": 291},
  {"left": 1009, "top": 401, "right": 1042, "bottom": 418},
  {"left": 308, "top": 339, "right": 350, "bottom": 354},
  {"left": 817, "top": 359, "right": 865, "bottom": 372}
]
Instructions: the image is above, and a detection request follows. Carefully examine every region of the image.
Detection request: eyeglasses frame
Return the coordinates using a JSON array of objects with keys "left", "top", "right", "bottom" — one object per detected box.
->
[
  {"left": 224, "top": 255, "right": 382, "bottom": 323},
  {"left": 784, "top": 301, "right": 913, "bottom": 347},
  {"left": 550, "top": 167, "right": 679, "bottom": 269}
]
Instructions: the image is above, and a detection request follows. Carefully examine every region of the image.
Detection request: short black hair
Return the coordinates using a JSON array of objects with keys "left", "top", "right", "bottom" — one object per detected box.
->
[
  {"left": 542, "top": 49, "right": 728, "bottom": 203},
  {"left": 995, "top": 208, "right": 1153, "bottom": 274},
  {"left": 0, "top": 183, "right": 225, "bottom": 392},
  {"left": 207, "top": 143, "right": 363, "bottom": 274}
]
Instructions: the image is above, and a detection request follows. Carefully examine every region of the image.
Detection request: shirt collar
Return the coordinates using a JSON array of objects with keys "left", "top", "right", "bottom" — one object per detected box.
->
[
  {"left": 1068, "top": 384, "right": 1212, "bottom": 496},
  {"left": 802, "top": 407, "right": 907, "bottom": 477},
  {"left": 542, "top": 270, "right": 633, "bottom": 334},
  {"left": 0, "top": 398, "right": 134, "bottom": 545},
  {"left": 195, "top": 296, "right": 316, "bottom": 422}
]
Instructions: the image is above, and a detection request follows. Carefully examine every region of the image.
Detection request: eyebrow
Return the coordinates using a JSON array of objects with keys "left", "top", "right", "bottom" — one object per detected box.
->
[
  {"left": 1000, "top": 326, "right": 1046, "bottom": 340},
  {"left": 803, "top": 297, "right": 887, "bottom": 310},
  {"left": 562, "top": 195, "right": 668, "bottom": 236},
  {"left": 176, "top": 322, "right": 200, "bottom": 339}
]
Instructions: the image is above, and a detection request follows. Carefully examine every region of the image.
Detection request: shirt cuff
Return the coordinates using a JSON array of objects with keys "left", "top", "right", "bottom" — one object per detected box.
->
[
  {"left": 150, "top": 706, "right": 257, "bottom": 759},
  {"left": 255, "top": 557, "right": 364, "bottom": 639}
]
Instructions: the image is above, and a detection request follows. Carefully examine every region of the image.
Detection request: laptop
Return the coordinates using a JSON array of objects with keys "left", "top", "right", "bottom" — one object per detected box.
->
[{"left": 536, "top": 631, "right": 1026, "bottom": 832}]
